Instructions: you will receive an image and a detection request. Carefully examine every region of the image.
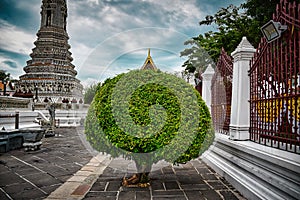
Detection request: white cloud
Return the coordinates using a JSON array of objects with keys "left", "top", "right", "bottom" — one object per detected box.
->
[
  {"left": 0, "top": 56, "right": 22, "bottom": 79},
  {"left": 87, "top": 0, "right": 100, "bottom": 6},
  {"left": 73, "top": 27, "right": 191, "bottom": 83},
  {"left": 0, "top": 20, "right": 36, "bottom": 55},
  {"left": 0, "top": 0, "right": 241, "bottom": 85}
]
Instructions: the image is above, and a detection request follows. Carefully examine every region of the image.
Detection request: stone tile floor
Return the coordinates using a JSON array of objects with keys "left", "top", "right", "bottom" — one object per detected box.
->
[
  {"left": 0, "top": 127, "right": 246, "bottom": 200},
  {"left": 0, "top": 127, "right": 93, "bottom": 200},
  {"left": 84, "top": 159, "right": 245, "bottom": 200}
]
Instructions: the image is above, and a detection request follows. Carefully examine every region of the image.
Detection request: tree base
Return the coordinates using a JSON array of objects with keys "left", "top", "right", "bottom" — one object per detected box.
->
[{"left": 122, "top": 174, "right": 150, "bottom": 188}]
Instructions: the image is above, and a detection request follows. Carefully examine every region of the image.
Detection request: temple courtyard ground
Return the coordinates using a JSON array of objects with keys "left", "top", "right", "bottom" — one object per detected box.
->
[{"left": 0, "top": 127, "right": 245, "bottom": 200}]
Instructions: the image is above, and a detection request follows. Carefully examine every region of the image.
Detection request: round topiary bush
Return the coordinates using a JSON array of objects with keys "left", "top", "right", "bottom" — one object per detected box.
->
[{"left": 85, "top": 69, "right": 214, "bottom": 185}]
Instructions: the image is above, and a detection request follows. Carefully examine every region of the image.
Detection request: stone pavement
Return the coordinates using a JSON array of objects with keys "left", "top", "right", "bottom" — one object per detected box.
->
[
  {"left": 0, "top": 127, "right": 93, "bottom": 200},
  {"left": 0, "top": 127, "right": 246, "bottom": 200},
  {"left": 84, "top": 158, "right": 245, "bottom": 200}
]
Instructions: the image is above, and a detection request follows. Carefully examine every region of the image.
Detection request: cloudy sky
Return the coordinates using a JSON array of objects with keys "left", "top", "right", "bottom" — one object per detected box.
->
[{"left": 0, "top": 0, "right": 244, "bottom": 87}]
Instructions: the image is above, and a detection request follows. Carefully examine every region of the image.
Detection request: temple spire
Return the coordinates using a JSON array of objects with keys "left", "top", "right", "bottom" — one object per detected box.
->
[
  {"left": 15, "top": 0, "right": 83, "bottom": 104},
  {"left": 141, "top": 49, "right": 157, "bottom": 70}
]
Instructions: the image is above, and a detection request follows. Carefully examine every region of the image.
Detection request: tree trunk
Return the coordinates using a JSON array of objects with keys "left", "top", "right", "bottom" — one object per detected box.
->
[{"left": 122, "top": 161, "right": 151, "bottom": 187}]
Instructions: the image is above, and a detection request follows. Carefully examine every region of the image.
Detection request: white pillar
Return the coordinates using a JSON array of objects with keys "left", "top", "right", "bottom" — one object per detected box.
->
[
  {"left": 202, "top": 64, "right": 215, "bottom": 113},
  {"left": 229, "top": 37, "right": 256, "bottom": 140}
]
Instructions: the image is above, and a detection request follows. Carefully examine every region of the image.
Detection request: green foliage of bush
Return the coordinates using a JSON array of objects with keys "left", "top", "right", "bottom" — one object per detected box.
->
[{"left": 85, "top": 70, "right": 214, "bottom": 166}]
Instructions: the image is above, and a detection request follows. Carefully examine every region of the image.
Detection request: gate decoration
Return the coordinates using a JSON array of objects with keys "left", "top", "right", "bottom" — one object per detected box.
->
[
  {"left": 249, "top": 0, "right": 300, "bottom": 153},
  {"left": 211, "top": 48, "right": 233, "bottom": 134}
]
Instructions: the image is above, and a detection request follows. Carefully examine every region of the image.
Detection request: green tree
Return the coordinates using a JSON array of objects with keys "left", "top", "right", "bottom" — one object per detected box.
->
[
  {"left": 84, "top": 83, "right": 100, "bottom": 104},
  {"left": 0, "top": 70, "right": 11, "bottom": 81},
  {"left": 85, "top": 70, "right": 214, "bottom": 186},
  {"left": 180, "top": 0, "right": 289, "bottom": 72}
]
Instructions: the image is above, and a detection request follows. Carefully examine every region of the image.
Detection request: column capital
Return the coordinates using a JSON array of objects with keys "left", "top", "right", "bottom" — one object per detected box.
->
[
  {"left": 231, "top": 37, "right": 256, "bottom": 61},
  {"left": 202, "top": 64, "right": 215, "bottom": 80}
]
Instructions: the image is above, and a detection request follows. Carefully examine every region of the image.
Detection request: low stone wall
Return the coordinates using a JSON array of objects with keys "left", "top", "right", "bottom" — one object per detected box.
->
[
  {"left": 0, "top": 109, "right": 89, "bottom": 130},
  {"left": 201, "top": 133, "right": 300, "bottom": 200},
  {"left": 0, "top": 96, "right": 31, "bottom": 109}
]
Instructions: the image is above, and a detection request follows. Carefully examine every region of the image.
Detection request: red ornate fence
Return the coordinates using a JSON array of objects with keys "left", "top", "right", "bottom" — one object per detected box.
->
[
  {"left": 249, "top": 0, "right": 300, "bottom": 153},
  {"left": 211, "top": 48, "right": 233, "bottom": 134}
]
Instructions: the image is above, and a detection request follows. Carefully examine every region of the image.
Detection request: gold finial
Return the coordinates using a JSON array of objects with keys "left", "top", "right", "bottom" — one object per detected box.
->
[{"left": 148, "top": 48, "right": 151, "bottom": 58}]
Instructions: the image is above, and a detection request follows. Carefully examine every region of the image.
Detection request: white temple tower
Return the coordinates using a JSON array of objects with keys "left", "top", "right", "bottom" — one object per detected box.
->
[{"left": 16, "top": 0, "right": 83, "bottom": 104}]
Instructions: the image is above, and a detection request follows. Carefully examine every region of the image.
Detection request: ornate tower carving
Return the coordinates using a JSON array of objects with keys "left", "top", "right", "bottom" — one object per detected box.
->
[{"left": 16, "top": 0, "right": 83, "bottom": 103}]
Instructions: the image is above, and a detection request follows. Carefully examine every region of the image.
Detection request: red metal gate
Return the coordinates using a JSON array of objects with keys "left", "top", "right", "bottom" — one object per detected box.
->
[
  {"left": 211, "top": 48, "right": 233, "bottom": 134},
  {"left": 249, "top": 0, "right": 300, "bottom": 153}
]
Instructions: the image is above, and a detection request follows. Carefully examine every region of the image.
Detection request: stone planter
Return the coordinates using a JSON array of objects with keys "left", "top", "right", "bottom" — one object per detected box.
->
[
  {"left": 21, "top": 128, "right": 45, "bottom": 151},
  {"left": 0, "top": 128, "right": 45, "bottom": 152}
]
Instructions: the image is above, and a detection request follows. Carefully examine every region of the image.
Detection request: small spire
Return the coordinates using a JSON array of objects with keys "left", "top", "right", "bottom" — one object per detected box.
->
[{"left": 141, "top": 48, "right": 157, "bottom": 70}]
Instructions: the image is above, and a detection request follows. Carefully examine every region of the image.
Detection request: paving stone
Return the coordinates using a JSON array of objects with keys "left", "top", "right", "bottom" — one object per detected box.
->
[
  {"left": 178, "top": 176, "right": 205, "bottom": 185},
  {"left": 57, "top": 175, "right": 73, "bottom": 182},
  {"left": 163, "top": 173, "right": 178, "bottom": 181},
  {"left": 0, "top": 172, "right": 26, "bottom": 186},
  {"left": 0, "top": 164, "right": 9, "bottom": 175},
  {"left": 180, "top": 183, "right": 210, "bottom": 191},
  {"left": 13, "top": 166, "right": 41, "bottom": 176},
  {"left": 9, "top": 188, "right": 46, "bottom": 199},
  {"left": 151, "top": 181, "right": 165, "bottom": 191},
  {"left": 136, "top": 191, "right": 151, "bottom": 199},
  {"left": 106, "top": 181, "right": 121, "bottom": 191},
  {"left": 90, "top": 181, "right": 107, "bottom": 191},
  {"left": 206, "top": 180, "right": 228, "bottom": 190},
  {"left": 44, "top": 166, "right": 74, "bottom": 177},
  {"left": 121, "top": 186, "right": 150, "bottom": 192},
  {"left": 118, "top": 191, "right": 136, "bottom": 200},
  {"left": 85, "top": 191, "right": 118, "bottom": 198},
  {"left": 164, "top": 181, "right": 180, "bottom": 190},
  {"left": 220, "top": 190, "right": 240, "bottom": 200},
  {"left": 40, "top": 184, "right": 62, "bottom": 194},
  {"left": 59, "top": 163, "right": 83, "bottom": 172},
  {"left": 149, "top": 172, "right": 164, "bottom": 179},
  {"left": 0, "top": 189, "right": 11, "bottom": 200},
  {"left": 184, "top": 190, "right": 206, "bottom": 200},
  {"left": 153, "top": 196, "right": 187, "bottom": 200},
  {"left": 2, "top": 160, "right": 27, "bottom": 171},
  {"left": 196, "top": 167, "right": 211, "bottom": 174},
  {"left": 4, "top": 182, "right": 47, "bottom": 199},
  {"left": 202, "top": 189, "right": 222, "bottom": 200},
  {"left": 71, "top": 184, "right": 91, "bottom": 196},
  {"left": 201, "top": 173, "right": 219, "bottom": 180},
  {"left": 23, "top": 172, "right": 61, "bottom": 187},
  {"left": 68, "top": 175, "right": 88, "bottom": 182},
  {"left": 85, "top": 196, "right": 116, "bottom": 200},
  {"left": 98, "top": 176, "right": 122, "bottom": 183},
  {"left": 152, "top": 190, "right": 185, "bottom": 197}
]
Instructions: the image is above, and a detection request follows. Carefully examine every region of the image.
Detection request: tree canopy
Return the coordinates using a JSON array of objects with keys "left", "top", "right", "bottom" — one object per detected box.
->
[
  {"left": 84, "top": 83, "right": 100, "bottom": 104},
  {"left": 180, "top": 0, "right": 286, "bottom": 72},
  {"left": 85, "top": 70, "right": 214, "bottom": 180},
  {"left": 0, "top": 70, "right": 11, "bottom": 82}
]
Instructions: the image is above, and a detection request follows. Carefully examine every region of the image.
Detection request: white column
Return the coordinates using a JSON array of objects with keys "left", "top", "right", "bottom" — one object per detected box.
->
[
  {"left": 202, "top": 64, "right": 215, "bottom": 113},
  {"left": 229, "top": 37, "right": 256, "bottom": 140}
]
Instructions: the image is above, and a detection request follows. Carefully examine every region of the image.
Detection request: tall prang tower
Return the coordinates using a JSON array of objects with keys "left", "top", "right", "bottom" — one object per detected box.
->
[{"left": 16, "top": 0, "right": 83, "bottom": 104}]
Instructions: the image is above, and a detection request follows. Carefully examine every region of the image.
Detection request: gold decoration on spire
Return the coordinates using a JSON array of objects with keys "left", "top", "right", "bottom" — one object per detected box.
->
[{"left": 141, "top": 48, "right": 157, "bottom": 70}]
